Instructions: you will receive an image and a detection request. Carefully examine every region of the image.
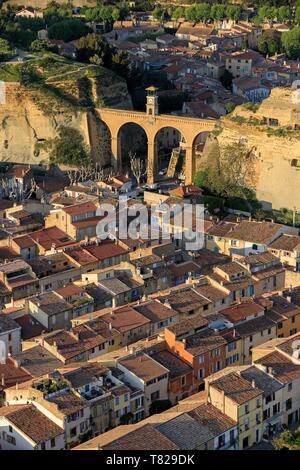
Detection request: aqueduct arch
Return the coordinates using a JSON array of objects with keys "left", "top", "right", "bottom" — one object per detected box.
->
[{"left": 97, "top": 87, "right": 217, "bottom": 184}]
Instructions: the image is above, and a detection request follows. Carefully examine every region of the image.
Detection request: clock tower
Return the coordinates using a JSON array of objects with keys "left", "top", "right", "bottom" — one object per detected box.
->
[{"left": 146, "top": 86, "right": 159, "bottom": 117}]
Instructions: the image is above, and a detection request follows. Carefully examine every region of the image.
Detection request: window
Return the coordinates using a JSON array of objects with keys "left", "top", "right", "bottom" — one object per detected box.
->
[
  {"left": 41, "top": 442, "right": 46, "bottom": 451},
  {"left": 230, "top": 429, "right": 235, "bottom": 445},
  {"left": 290, "top": 328, "right": 297, "bottom": 336},
  {"left": 198, "top": 354, "right": 204, "bottom": 364},
  {"left": 115, "top": 397, "right": 120, "bottom": 406},
  {"left": 249, "top": 335, "right": 253, "bottom": 343},
  {"left": 8, "top": 333, "right": 11, "bottom": 341},
  {"left": 8, "top": 426, "right": 13, "bottom": 433},
  {"left": 286, "top": 398, "right": 292, "bottom": 411},
  {"left": 228, "top": 342, "right": 236, "bottom": 352},
  {"left": 198, "top": 368, "right": 205, "bottom": 379},
  {"left": 218, "top": 434, "right": 225, "bottom": 448},
  {"left": 151, "top": 390, "right": 160, "bottom": 402},
  {"left": 292, "top": 316, "right": 296, "bottom": 324},
  {"left": 6, "top": 435, "right": 16, "bottom": 445},
  {"left": 50, "top": 438, "right": 56, "bottom": 448},
  {"left": 278, "top": 322, "right": 283, "bottom": 329},
  {"left": 273, "top": 403, "right": 280, "bottom": 415},
  {"left": 124, "top": 394, "right": 129, "bottom": 402},
  {"left": 257, "top": 399, "right": 261, "bottom": 408},
  {"left": 245, "top": 404, "right": 249, "bottom": 414},
  {"left": 215, "top": 348, "right": 221, "bottom": 357},
  {"left": 252, "top": 244, "right": 258, "bottom": 250},
  {"left": 288, "top": 383, "right": 293, "bottom": 392}
]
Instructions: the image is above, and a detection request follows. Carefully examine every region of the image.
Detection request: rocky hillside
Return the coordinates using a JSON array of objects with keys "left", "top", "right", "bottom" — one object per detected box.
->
[
  {"left": 201, "top": 89, "right": 300, "bottom": 211},
  {"left": 0, "top": 54, "right": 132, "bottom": 166}
]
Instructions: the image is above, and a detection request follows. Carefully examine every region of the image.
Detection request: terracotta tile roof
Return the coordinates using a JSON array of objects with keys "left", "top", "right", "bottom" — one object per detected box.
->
[
  {"left": 254, "top": 350, "right": 300, "bottom": 384},
  {"left": 227, "top": 221, "right": 285, "bottom": 244},
  {"left": 166, "top": 313, "right": 209, "bottom": 338},
  {"left": 72, "top": 216, "right": 104, "bottom": 229},
  {"left": 63, "top": 246, "right": 98, "bottom": 266},
  {"left": 14, "top": 314, "right": 46, "bottom": 340},
  {"left": 210, "top": 371, "right": 263, "bottom": 404},
  {"left": 29, "top": 227, "right": 73, "bottom": 250},
  {"left": 235, "top": 315, "right": 275, "bottom": 337},
  {"left": 268, "top": 234, "right": 300, "bottom": 252},
  {"left": 100, "top": 305, "right": 150, "bottom": 333},
  {"left": 29, "top": 292, "right": 72, "bottom": 316},
  {"left": 102, "top": 424, "right": 179, "bottom": 450},
  {"left": 134, "top": 299, "right": 178, "bottom": 323},
  {"left": 63, "top": 202, "right": 96, "bottom": 215},
  {"left": 189, "top": 402, "right": 237, "bottom": 435},
  {"left": 184, "top": 329, "right": 227, "bottom": 356},
  {"left": 47, "top": 390, "right": 88, "bottom": 416},
  {"left": 119, "top": 353, "right": 169, "bottom": 382},
  {"left": 12, "top": 345, "right": 63, "bottom": 377},
  {"left": 85, "top": 241, "right": 128, "bottom": 261},
  {"left": 219, "top": 301, "right": 263, "bottom": 323},
  {"left": 1, "top": 404, "right": 63, "bottom": 444},
  {"left": 152, "top": 350, "right": 192, "bottom": 378},
  {"left": 12, "top": 234, "right": 36, "bottom": 249},
  {"left": 0, "top": 358, "right": 32, "bottom": 389}
]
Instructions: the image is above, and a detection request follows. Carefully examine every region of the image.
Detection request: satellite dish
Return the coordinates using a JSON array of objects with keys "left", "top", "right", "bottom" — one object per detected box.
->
[{"left": 0, "top": 340, "right": 6, "bottom": 364}]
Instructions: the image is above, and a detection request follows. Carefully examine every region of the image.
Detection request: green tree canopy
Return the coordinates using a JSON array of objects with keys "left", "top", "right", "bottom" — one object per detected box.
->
[
  {"left": 282, "top": 26, "right": 300, "bottom": 59},
  {"left": 48, "top": 19, "right": 91, "bottom": 42},
  {"left": 258, "top": 30, "right": 281, "bottom": 56}
]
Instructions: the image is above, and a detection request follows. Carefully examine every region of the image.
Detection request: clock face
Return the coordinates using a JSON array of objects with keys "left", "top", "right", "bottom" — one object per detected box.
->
[{"left": 148, "top": 98, "right": 153, "bottom": 104}]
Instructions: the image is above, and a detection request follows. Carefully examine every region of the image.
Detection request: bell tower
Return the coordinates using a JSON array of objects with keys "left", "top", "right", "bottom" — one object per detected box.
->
[{"left": 146, "top": 86, "right": 159, "bottom": 117}]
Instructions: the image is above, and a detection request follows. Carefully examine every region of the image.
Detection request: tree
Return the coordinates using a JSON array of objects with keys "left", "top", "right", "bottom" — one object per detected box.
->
[
  {"left": 211, "top": 4, "right": 226, "bottom": 22},
  {"left": 130, "top": 152, "right": 146, "bottom": 186},
  {"left": 173, "top": 6, "right": 185, "bottom": 22},
  {"left": 48, "top": 19, "right": 90, "bottom": 42},
  {"left": 200, "top": 142, "right": 257, "bottom": 201},
  {"left": 277, "top": 6, "right": 291, "bottom": 23},
  {"left": 76, "top": 33, "right": 114, "bottom": 66},
  {"left": 0, "top": 38, "right": 13, "bottom": 61},
  {"left": 225, "top": 5, "right": 241, "bottom": 21},
  {"left": 30, "top": 39, "right": 58, "bottom": 53},
  {"left": 152, "top": 6, "right": 164, "bottom": 22},
  {"left": 258, "top": 30, "right": 281, "bottom": 56},
  {"left": 220, "top": 69, "right": 233, "bottom": 90},
  {"left": 282, "top": 27, "right": 300, "bottom": 59},
  {"left": 273, "top": 428, "right": 300, "bottom": 450},
  {"left": 112, "top": 7, "right": 120, "bottom": 23},
  {"left": 295, "top": 7, "right": 300, "bottom": 26},
  {"left": 48, "top": 126, "right": 90, "bottom": 167}
]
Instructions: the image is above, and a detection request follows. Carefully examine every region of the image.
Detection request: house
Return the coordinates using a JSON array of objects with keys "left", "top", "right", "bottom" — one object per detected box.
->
[
  {"left": 0, "top": 259, "right": 39, "bottom": 301},
  {"left": 10, "top": 345, "right": 63, "bottom": 380},
  {"left": 225, "top": 50, "right": 263, "bottom": 78},
  {"left": 41, "top": 321, "right": 120, "bottom": 364},
  {"left": 15, "top": 7, "right": 43, "bottom": 18},
  {"left": 182, "top": 101, "right": 220, "bottom": 119},
  {"left": 176, "top": 23, "right": 217, "bottom": 43},
  {"left": 253, "top": 332, "right": 300, "bottom": 427},
  {"left": 28, "top": 252, "right": 81, "bottom": 293},
  {"left": 117, "top": 353, "right": 169, "bottom": 416},
  {"left": 152, "top": 350, "right": 194, "bottom": 404},
  {"left": 134, "top": 299, "right": 179, "bottom": 335},
  {"left": 28, "top": 292, "right": 74, "bottom": 331},
  {"left": 99, "top": 305, "right": 151, "bottom": 345},
  {"left": 208, "top": 220, "right": 296, "bottom": 257},
  {"left": 206, "top": 371, "right": 264, "bottom": 449},
  {"left": 0, "top": 315, "right": 21, "bottom": 359},
  {"left": 0, "top": 404, "right": 65, "bottom": 450},
  {"left": 97, "top": 175, "right": 133, "bottom": 194},
  {"left": 268, "top": 234, "right": 300, "bottom": 271},
  {"left": 261, "top": 294, "right": 300, "bottom": 338},
  {"left": 239, "top": 366, "right": 284, "bottom": 437},
  {"left": 157, "top": 402, "right": 238, "bottom": 450},
  {"left": 232, "top": 77, "right": 271, "bottom": 103},
  {"left": 45, "top": 202, "right": 103, "bottom": 241}
]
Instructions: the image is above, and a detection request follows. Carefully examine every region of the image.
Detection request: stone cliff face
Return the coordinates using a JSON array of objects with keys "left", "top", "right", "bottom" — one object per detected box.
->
[
  {"left": 215, "top": 119, "right": 300, "bottom": 211},
  {"left": 0, "top": 68, "right": 132, "bottom": 167},
  {"left": 200, "top": 90, "right": 300, "bottom": 211}
]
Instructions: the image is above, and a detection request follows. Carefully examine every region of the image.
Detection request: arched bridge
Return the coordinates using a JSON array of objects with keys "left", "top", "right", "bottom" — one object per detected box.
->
[{"left": 97, "top": 107, "right": 217, "bottom": 184}]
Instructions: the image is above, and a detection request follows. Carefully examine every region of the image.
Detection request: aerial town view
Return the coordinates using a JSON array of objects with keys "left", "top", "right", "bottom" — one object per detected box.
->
[{"left": 0, "top": 0, "right": 300, "bottom": 459}]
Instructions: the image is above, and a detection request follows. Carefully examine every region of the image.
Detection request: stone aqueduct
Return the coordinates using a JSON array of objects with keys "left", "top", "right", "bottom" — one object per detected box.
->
[{"left": 97, "top": 90, "right": 217, "bottom": 184}]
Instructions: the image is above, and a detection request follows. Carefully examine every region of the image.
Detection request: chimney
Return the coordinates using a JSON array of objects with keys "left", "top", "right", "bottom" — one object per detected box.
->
[
  {"left": 109, "top": 322, "right": 112, "bottom": 331},
  {"left": 233, "top": 329, "right": 236, "bottom": 338},
  {"left": 252, "top": 379, "right": 256, "bottom": 388},
  {"left": 1, "top": 374, "right": 4, "bottom": 387}
]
